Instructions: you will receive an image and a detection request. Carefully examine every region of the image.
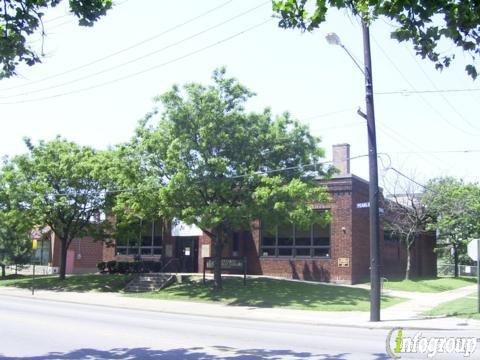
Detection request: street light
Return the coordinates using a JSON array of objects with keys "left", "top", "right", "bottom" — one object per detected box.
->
[{"left": 326, "top": 24, "right": 381, "bottom": 322}]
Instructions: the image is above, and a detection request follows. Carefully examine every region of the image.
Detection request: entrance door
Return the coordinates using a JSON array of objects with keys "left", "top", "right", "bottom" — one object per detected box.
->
[{"left": 175, "top": 237, "right": 198, "bottom": 273}]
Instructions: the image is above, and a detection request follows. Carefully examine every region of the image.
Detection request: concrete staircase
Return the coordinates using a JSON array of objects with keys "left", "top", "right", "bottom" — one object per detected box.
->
[{"left": 124, "top": 273, "right": 176, "bottom": 292}]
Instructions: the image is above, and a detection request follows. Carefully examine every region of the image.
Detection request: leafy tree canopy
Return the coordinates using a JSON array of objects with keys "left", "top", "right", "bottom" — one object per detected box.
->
[
  {"left": 119, "top": 68, "right": 332, "bottom": 289},
  {"left": 1, "top": 137, "right": 113, "bottom": 278},
  {"left": 0, "top": 171, "right": 31, "bottom": 275},
  {"left": 423, "top": 177, "right": 480, "bottom": 268},
  {"left": 272, "top": 0, "right": 480, "bottom": 79},
  {"left": 0, "top": 0, "right": 112, "bottom": 79}
]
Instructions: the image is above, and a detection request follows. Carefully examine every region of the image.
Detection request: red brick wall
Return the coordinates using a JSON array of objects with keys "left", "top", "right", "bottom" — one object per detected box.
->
[{"left": 69, "top": 237, "right": 104, "bottom": 273}]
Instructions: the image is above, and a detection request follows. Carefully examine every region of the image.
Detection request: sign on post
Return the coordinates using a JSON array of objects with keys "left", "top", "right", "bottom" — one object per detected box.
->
[
  {"left": 467, "top": 239, "right": 480, "bottom": 313},
  {"left": 203, "top": 257, "right": 247, "bottom": 286}
]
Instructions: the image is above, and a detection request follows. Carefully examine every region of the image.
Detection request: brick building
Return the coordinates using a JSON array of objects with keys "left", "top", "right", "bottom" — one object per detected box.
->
[{"left": 38, "top": 144, "right": 436, "bottom": 282}]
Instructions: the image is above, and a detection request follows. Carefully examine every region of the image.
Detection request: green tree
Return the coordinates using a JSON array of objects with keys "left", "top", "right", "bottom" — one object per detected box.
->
[
  {"left": 2, "top": 137, "right": 113, "bottom": 279},
  {"left": 121, "top": 68, "right": 332, "bottom": 290},
  {"left": 423, "top": 177, "right": 480, "bottom": 276},
  {"left": 272, "top": 0, "right": 480, "bottom": 79},
  {"left": 0, "top": 0, "right": 112, "bottom": 79},
  {"left": 0, "top": 161, "right": 32, "bottom": 277}
]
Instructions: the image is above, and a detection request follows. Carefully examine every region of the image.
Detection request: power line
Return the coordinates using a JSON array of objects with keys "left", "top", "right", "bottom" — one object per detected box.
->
[
  {"left": 1, "top": 3, "right": 265, "bottom": 100},
  {"left": 371, "top": 35, "right": 480, "bottom": 137},
  {"left": 0, "top": 0, "right": 236, "bottom": 93},
  {"left": 39, "top": 154, "right": 370, "bottom": 197},
  {"left": 403, "top": 46, "right": 480, "bottom": 133},
  {"left": 376, "top": 88, "right": 480, "bottom": 95},
  {"left": 0, "top": 19, "right": 272, "bottom": 105},
  {"left": 388, "top": 149, "right": 480, "bottom": 154}
]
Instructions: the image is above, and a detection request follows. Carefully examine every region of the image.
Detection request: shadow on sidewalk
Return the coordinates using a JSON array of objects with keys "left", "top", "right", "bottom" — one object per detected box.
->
[{"left": 0, "top": 346, "right": 390, "bottom": 360}]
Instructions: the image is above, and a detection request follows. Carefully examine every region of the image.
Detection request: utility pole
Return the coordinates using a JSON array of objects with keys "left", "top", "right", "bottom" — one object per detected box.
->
[
  {"left": 362, "top": 22, "right": 381, "bottom": 322},
  {"left": 326, "top": 22, "right": 382, "bottom": 322}
]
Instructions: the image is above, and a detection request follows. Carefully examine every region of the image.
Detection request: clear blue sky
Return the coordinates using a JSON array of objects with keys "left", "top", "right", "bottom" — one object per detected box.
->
[{"left": 0, "top": 0, "right": 479, "bottom": 192}]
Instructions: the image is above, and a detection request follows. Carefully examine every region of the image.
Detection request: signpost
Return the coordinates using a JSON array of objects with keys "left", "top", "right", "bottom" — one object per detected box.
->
[
  {"left": 467, "top": 239, "right": 480, "bottom": 313},
  {"left": 30, "top": 230, "right": 41, "bottom": 296}
]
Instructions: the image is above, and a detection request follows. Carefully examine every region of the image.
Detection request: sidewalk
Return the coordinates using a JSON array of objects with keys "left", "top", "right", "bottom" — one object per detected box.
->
[{"left": 0, "top": 285, "right": 478, "bottom": 331}]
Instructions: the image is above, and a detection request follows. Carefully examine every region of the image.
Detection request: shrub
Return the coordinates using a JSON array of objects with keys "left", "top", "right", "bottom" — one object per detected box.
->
[
  {"left": 106, "top": 260, "right": 117, "bottom": 274},
  {"left": 97, "top": 261, "right": 107, "bottom": 273}
]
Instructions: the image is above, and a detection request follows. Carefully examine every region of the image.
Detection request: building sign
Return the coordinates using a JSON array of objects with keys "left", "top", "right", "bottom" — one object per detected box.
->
[
  {"left": 203, "top": 257, "right": 247, "bottom": 285},
  {"left": 201, "top": 244, "right": 210, "bottom": 258},
  {"left": 338, "top": 257, "right": 350, "bottom": 268},
  {"left": 356, "top": 202, "right": 370, "bottom": 209},
  {"left": 204, "top": 257, "right": 245, "bottom": 270},
  {"left": 355, "top": 202, "right": 384, "bottom": 214}
]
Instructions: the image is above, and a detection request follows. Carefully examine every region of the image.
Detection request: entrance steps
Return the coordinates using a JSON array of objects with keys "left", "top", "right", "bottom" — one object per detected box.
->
[{"left": 124, "top": 273, "right": 176, "bottom": 292}]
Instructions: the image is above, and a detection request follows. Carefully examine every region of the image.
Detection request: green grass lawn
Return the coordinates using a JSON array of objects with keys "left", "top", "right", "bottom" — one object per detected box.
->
[
  {"left": 0, "top": 274, "right": 133, "bottom": 292},
  {"left": 378, "top": 277, "right": 476, "bottom": 293},
  {"left": 131, "top": 277, "right": 405, "bottom": 312},
  {"left": 425, "top": 294, "right": 480, "bottom": 320}
]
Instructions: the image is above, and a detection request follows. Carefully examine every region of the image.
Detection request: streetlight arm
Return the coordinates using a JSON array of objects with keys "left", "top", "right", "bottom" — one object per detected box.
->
[{"left": 340, "top": 44, "right": 365, "bottom": 76}]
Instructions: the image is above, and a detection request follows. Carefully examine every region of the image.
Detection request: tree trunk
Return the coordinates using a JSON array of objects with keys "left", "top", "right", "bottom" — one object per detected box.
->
[
  {"left": 15, "top": 264, "right": 17, "bottom": 275},
  {"left": 59, "top": 238, "right": 68, "bottom": 280},
  {"left": 213, "top": 230, "right": 224, "bottom": 291},
  {"left": 453, "top": 245, "right": 459, "bottom": 278},
  {"left": 405, "top": 244, "right": 411, "bottom": 281},
  {"left": 1, "top": 264, "right": 5, "bottom": 278}
]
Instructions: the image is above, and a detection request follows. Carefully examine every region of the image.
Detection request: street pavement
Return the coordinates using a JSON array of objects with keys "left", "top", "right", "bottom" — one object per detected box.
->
[
  {"left": 0, "top": 294, "right": 394, "bottom": 359},
  {"left": 0, "top": 282, "right": 479, "bottom": 359}
]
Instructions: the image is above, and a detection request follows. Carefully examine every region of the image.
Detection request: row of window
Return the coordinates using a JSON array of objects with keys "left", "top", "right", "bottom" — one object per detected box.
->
[
  {"left": 116, "top": 219, "right": 331, "bottom": 259},
  {"left": 261, "top": 221, "right": 331, "bottom": 258},
  {"left": 116, "top": 220, "right": 163, "bottom": 256}
]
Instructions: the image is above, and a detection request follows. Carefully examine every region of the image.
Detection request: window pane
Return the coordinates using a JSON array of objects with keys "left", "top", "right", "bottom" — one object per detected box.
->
[
  {"left": 117, "top": 246, "right": 128, "bottom": 255},
  {"left": 153, "top": 221, "right": 162, "bottom": 236},
  {"left": 295, "top": 224, "right": 311, "bottom": 246},
  {"left": 278, "top": 247, "right": 293, "bottom": 256},
  {"left": 151, "top": 221, "right": 162, "bottom": 246},
  {"left": 296, "top": 248, "right": 311, "bottom": 257},
  {"left": 153, "top": 247, "right": 162, "bottom": 255},
  {"left": 141, "top": 235, "right": 152, "bottom": 247},
  {"left": 277, "top": 223, "right": 293, "bottom": 246},
  {"left": 313, "top": 223, "right": 330, "bottom": 246},
  {"left": 261, "top": 247, "right": 275, "bottom": 256},
  {"left": 313, "top": 247, "right": 330, "bottom": 257},
  {"left": 233, "top": 232, "right": 240, "bottom": 252},
  {"left": 262, "top": 222, "right": 276, "bottom": 246},
  {"left": 141, "top": 247, "right": 152, "bottom": 255}
]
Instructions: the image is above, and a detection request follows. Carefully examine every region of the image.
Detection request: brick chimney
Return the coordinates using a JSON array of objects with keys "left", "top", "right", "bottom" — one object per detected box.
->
[{"left": 332, "top": 143, "right": 350, "bottom": 176}]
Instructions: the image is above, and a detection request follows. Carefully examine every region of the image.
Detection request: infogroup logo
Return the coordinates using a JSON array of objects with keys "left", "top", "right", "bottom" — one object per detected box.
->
[{"left": 386, "top": 328, "right": 479, "bottom": 359}]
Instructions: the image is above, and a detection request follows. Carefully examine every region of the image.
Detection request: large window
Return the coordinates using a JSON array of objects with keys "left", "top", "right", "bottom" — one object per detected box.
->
[
  {"left": 261, "top": 219, "right": 330, "bottom": 258},
  {"left": 117, "top": 220, "right": 162, "bottom": 256}
]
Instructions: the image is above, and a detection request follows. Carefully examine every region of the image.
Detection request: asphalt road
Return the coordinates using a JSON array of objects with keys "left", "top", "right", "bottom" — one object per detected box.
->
[{"left": 0, "top": 294, "right": 473, "bottom": 360}]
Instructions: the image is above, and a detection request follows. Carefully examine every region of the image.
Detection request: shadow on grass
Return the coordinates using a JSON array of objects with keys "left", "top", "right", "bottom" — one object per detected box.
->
[
  {"left": 0, "top": 346, "right": 391, "bottom": 360},
  {"left": 0, "top": 274, "right": 133, "bottom": 293},
  {"left": 148, "top": 277, "right": 398, "bottom": 311}
]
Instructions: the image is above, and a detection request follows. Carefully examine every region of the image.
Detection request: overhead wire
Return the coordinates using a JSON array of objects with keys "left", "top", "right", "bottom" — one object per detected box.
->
[
  {"left": 403, "top": 46, "right": 480, "bottom": 133},
  {"left": 371, "top": 35, "right": 480, "bottom": 137},
  {"left": 0, "top": 19, "right": 273, "bottom": 105},
  {"left": 0, "top": 0, "right": 237, "bottom": 93}
]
